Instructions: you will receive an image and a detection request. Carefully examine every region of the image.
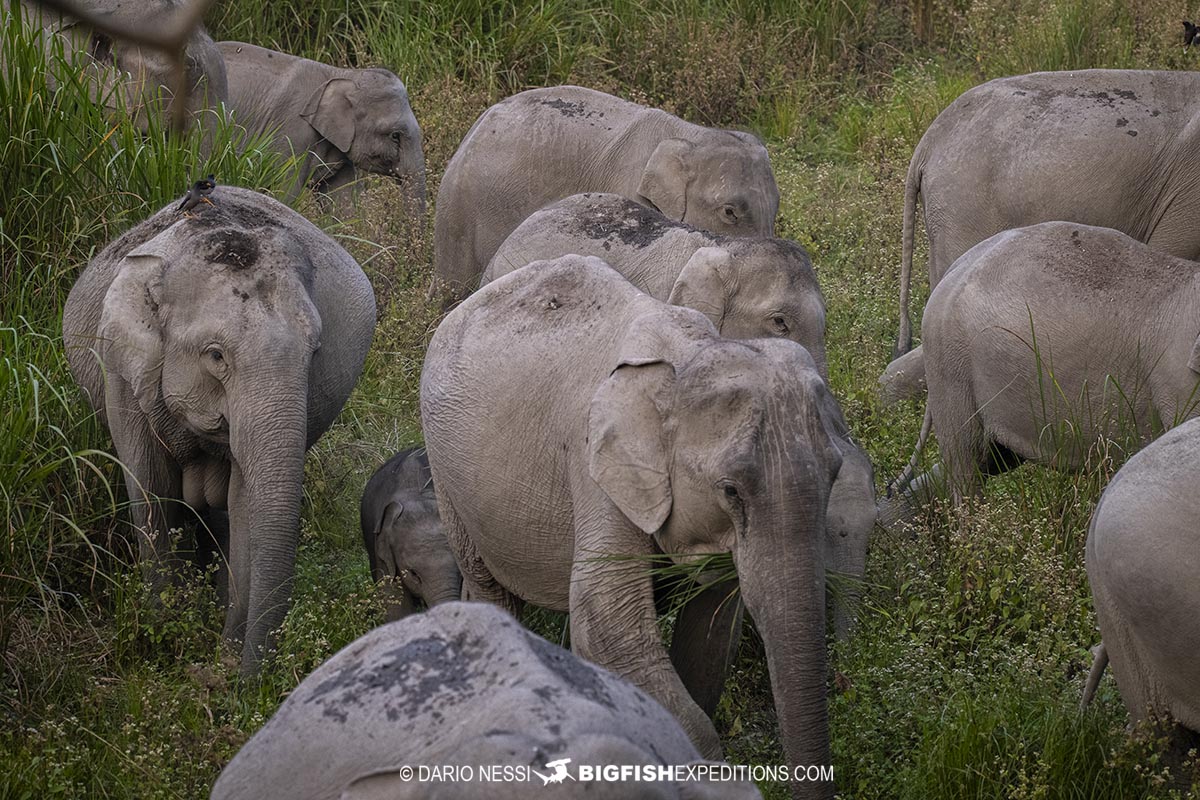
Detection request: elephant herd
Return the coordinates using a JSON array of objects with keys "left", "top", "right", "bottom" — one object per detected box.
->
[{"left": 30, "top": 2, "right": 1200, "bottom": 793}]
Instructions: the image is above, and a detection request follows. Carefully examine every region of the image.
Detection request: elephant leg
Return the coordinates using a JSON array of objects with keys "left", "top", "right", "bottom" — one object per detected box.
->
[
  {"left": 569, "top": 497, "right": 722, "bottom": 758},
  {"left": 104, "top": 377, "right": 184, "bottom": 588},
  {"left": 223, "top": 462, "right": 250, "bottom": 644},
  {"left": 441, "top": 496, "right": 523, "bottom": 617},
  {"left": 929, "top": 382, "right": 987, "bottom": 506},
  {"left": 669, "top": 580, "right": 743, "bottom": 717},
  {"left": 198, "top": 508, "right": 231, "bottom": 609}
]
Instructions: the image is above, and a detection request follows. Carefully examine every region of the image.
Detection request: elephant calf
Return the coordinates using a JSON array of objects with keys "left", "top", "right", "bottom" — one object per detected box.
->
[
  {"left": 360, "top": 447, "right": 460, "bottom": 620},
  {"left": 433, "top": 85, "right": 779, "bottom": 300},
  {"left": 219, "top": 42, "right": 425, "bottom": 211},
  {"left": 421, "top": 255, "right": 840, "bottom": 799},
  {"left": 63, "top": 186, "right": 376, "bottom": 674},
  {"left": 211, "top": 602, "right": 761, "bottom": 800},
  {"left": 893, "top": 221, "right": 1200, "bottom": 505},
  {"left": 1086, "top": 417, "right": 1200, "bottom": 783}
]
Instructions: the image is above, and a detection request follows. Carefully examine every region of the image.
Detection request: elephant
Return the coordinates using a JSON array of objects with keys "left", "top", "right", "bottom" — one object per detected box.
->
[
  {"left": 62, "top": 185, "right": 376, "bottom": 675},
  {"left": 483, "top": 193, "right": 827, "bottom": 379},
  {"left": 210, "top": 602, "right": 762, "bottom": 800},
  {"left": 360, "top": 447, "right": 460, "bottom": 620},
  {"left": 421, "top": 255, "right": 842, "bottom": 799},
  {"left": 217, "top": 42, "right": 425, "bottom": 211},
  {"left": 1084, "top": 417, "right": 1200, "bottom": 784},
  {"left": 432, "top": 85, "right": 779, "bottom": 301},
  {"left": 891, "top": 222, "right": 1200, "bottom": 506},
  {"left": 10, "top": 0, "right": 228, "bottom": 131},
  {"left": 891, "top": 69, "right": 1200, "bottom": 396},
  {"left": 483, "top": 192, "right": 876, "bottom": 637}
]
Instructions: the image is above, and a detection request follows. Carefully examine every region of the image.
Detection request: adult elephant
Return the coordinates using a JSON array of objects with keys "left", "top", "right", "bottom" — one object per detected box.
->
[
  {"left": 218, "top": 42, "right": 425, "bottom": 211},
  {"left": 891, "top": 222, "right": 1200, "bottom": 506},
  {"left": 432, "top": 85, "right": 779, "bottom": 301},
  {"left": 11, "top": 0, "right": 228, "bottom": 130},
  {"left": 63, "top": 186, "right": 376, "bottom": 674},
  {"left": 1085, "top": 417, "right": 1200, "bottom": 786},
  {"left": 485, "top": 192, "right": 877, "bottom": 637},
  {"left": 421, "top": 256, "right": 840, "bottom": 799},
  {"left": 211, "top": 602, "right": 761, "bottom": 800},
  {"left": 893, "top": 69, "right": 1200, "bottom": 375}
]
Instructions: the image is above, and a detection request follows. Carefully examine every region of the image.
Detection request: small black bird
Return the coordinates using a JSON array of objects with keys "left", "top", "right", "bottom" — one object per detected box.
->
[
  {"left": 178, "top": 174, "right": 217, "bottom": 215},
  {"left": 1185, "top": 20, "right": 1200, "bottom": 52}
]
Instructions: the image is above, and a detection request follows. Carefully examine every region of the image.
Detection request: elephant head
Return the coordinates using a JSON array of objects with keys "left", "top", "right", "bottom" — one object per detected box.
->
[
  {"left": 637, "top": 131, "right": 779, "bottom": 237},
  {"left": 588, "top": 315, "right": 840, "bottom": 795},
  {"left": 96, "top": 209, "right": 322, "bottom": 671},
  {"left": 300, "top": 67, "right": 426, "bottom": 215},
  {"left": 668, "top": 241, "right": 828, "bottom": 379},
  {"left": 372, "top": 495, "right": 462, "bottom": 620}
]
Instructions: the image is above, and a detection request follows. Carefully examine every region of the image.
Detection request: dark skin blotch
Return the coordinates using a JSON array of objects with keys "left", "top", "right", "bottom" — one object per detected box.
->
[{"left": 524, "top": 630, "right": 616, "bottom": 710}]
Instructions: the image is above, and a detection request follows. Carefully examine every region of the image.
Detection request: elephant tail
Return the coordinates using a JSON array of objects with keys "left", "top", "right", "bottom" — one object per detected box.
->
[
  {"left": 896, "top": 151, "right": 923, "bottom": 358},
  {"left": 888, "top": 402, "right": 932, "bottom": 497},
  {"left": 1080, "top": 642, "right": 1108, "bottom": 709}
]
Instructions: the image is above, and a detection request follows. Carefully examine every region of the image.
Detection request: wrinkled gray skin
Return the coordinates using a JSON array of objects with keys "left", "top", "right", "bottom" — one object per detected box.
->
[
  {"left": 433, "top": 86, "right": 780, "bottom": 300},
  {"left": 1085, "top": 419, "right": 1200, "bottom": 762},
  {"left": 484, "top": 192, "right": 875, "bottom": 638},
  {"left": 218, "top": 42, "right": 426, "bottom": 212},
  {"left": 360, "top": 447, "right": 460, "bottom": 620},
  {"left": 211, "top": 602, "right": 761, "bottom": 800},
  {"left": 421, "top": 256, "right": 841, "bottom": 799},
  {"left": 893, "top": 222, "right": 1200, "bottom": 506},
  {"left": 11, "top": 0, "right": 228, "bottom": 130},
  {"left": 62, "top": 187, "right": 376, "bottom": 675},
  {"left": 484, "top": 193, "right": 827, "bottom": 379},
  {"left": 890, "top": 69, "right": 1200, "bottom": 399}
]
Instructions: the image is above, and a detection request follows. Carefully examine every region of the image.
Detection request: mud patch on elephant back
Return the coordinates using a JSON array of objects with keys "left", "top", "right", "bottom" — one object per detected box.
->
[
  {"left": 304, "top": 633, "right": 484, "bottom": 723},
  {"left": 538, "top": 98, "right": 597, "bottom": 119},
  {"left": 569, "top": 198, "right": 705, "bottom": 249},
  {"left": 524, "top": 631, "right": 615, "bottom": 710},
  {"left": 200, "top": 229, "right": 259, "bottom": 271}
]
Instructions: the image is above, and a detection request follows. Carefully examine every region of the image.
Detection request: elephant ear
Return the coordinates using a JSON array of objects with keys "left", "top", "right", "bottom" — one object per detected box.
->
[
  {"left": 1189, "top": 331, "right": 1200, "bottom": 374},
  {"left": 373, "top": 501, "right": 403, "bottom": 577},
  {"left": 637, "top": 138, "right": 693, "bottom": 221},
  {"left": 301, "top": 77, "right": 357, "bottom": 154},
  {"left": 588, "top": 317, "right": 678, "bottom": 534},
  {"left": 97, "top": 248, "right": 168, "bottom": 415},
  {"left": 667, "top": 246, "right": 733, "bottom": 328}
]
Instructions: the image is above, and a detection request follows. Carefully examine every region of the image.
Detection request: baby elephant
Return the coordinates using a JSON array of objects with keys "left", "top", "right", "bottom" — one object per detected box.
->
[
  {"left": 210, "top": 602, "right": 761, "bottom": 800},
  {"left": 1086, "top": 417, "right": 1200, "bottom": 782},
  {"left": 484, "top": 192, "right": 827, "bottom": 379},
  {"left": 219, "top": 42, "right": 425, "bottom": 211},
  {"left": 894, "top": 222, "right": 1200, "bottom": 504},
  {"left": 360, "top": 448, "right": 460, "bottom": 620}
]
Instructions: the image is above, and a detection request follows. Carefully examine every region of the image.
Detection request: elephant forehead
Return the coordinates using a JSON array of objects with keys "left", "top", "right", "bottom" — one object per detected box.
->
[{"left": 301, "top": 632, "right": 493, "bottom": 724}]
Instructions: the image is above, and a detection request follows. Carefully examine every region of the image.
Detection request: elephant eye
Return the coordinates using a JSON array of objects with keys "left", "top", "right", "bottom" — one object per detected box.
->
[
  {"left": 721, "top": 482, "right": 741, "bottom": 501},
  {"left": 208, "top": 349, "right": 224, "bottom": 362},
  {"left": 390, "top": 130, "right": 404, "bottom": 143},
  {"left": 772, "top": 316, "right": 790, "bottom": 335},
  {"left": 721, "top": 204, "right": 739, "bottom": 222}
]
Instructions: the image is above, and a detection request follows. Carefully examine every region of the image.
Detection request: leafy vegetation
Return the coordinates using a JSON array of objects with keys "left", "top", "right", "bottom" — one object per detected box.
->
[{"left": 3, "top": 0, "right": 1200, "bottom": 797}]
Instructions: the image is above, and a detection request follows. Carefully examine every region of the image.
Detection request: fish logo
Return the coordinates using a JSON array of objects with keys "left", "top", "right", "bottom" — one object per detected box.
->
[{"left": 531, "top": 757, "right": 575, "bottom": 785}]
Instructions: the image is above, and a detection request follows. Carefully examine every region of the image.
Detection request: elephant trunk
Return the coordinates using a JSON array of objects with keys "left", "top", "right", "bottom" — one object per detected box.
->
[
  {"left": 424, "top": 576, "right": 463, "bottom": 606},
  {"left": 230, "top": 369, "right": 309, "bottom": 675},
  {"left": 393, "top": 167, "right": 427, "bottom": 219},
  {"left": 736, "top": 494, "right": 833, "bottom": 800}
]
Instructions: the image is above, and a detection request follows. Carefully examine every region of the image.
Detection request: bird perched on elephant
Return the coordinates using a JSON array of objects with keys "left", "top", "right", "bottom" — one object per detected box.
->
[
  {"left": 484, "top": 191, "right": 876, "bottom": 637},
  {"left": 62, "top": 186, "right": 376, "bottom": 675},
  {"left": 9, "top": 0, "right": 228, "bottom": 131},
  {"left": 432, "top": 85, "right": 780, "bottom": 301},
  {"left": 360, "top": 447, "right": 460, "bottom": 620},
  {"left": 421, "top": 256, "right": 841, "bottom": 799},
  {"left": 891, "top": 222, "right": 1200, "bottom": 507},
  {"left": 890, "top": 69, "right": 1200, "bottom": 400},
  {"left": 218, "top": 41, "right": 425, "bottom": 212},
  {"left": 1084, "top": 417, "right": 1200, "bottom": 786},
  {"left": 210, "top": 602, "right": 762, "bottom": 800},
  {"left": 484, "top": 192, "right": 827, "bottom": 378}
]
